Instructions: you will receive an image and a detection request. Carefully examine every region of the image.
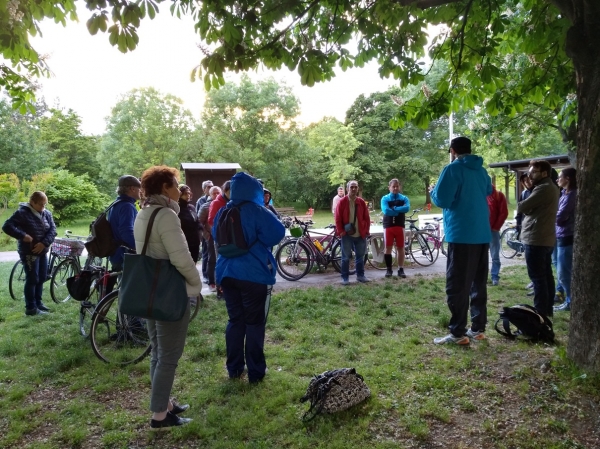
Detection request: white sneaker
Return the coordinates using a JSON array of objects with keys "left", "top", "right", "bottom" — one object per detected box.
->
[
  {"left": 209, "top": 285, "right": 217, "bottom": 292},
  {"left": 466, "top": 329, "right": 485, "bottom": 341},
  {"left": 433, "top": 334, "right": 470, "bottom": 345}
]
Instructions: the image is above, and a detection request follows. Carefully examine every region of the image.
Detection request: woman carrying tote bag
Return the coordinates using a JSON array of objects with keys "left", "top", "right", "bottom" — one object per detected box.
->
[{"left": 133, "top": 166, "right": 201, "bottom": 430}]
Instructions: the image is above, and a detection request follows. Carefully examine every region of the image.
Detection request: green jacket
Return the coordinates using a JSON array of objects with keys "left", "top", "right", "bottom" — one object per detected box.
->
[{"left": 517, "top": 177, "right": 559, "bottom": 247}]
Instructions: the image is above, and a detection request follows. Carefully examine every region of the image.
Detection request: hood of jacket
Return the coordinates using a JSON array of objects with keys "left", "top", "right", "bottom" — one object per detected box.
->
[
  {"left": 230, "top": 172, "right": 263, "bottom": 206},
  {"left": 454, "top": 154, "right": 484, "bottom": 170}
]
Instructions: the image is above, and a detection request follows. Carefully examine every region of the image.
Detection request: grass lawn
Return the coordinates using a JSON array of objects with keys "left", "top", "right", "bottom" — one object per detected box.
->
[{"left": 0, "top": 261, "right": 598, "bottom": 448}]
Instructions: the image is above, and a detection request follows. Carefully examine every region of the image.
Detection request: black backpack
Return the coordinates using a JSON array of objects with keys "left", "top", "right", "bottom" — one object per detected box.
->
[
  {"left": 215, "top": 201, "right": 256, "bottom": 258},
  {"left": 84, "top": 200, "right": 122, "bottom": 258},
  {"left": 494, "top": 304, "right": 555, "bottom": 343}
]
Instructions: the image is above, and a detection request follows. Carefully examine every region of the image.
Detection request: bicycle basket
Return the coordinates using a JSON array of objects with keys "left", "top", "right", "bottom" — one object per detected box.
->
[
  {"left": 290, "top": 226, "right": 302, "bottom": 238},
  {"left": 53, "top": 238, "right": 85, "bottom": 257}
]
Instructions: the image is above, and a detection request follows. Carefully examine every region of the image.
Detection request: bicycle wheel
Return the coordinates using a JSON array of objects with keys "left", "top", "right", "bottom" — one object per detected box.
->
[
  {"left": 90, "top": 290, "right": 151, "bottom": 365},
  {"left": 189, "top": 294, "right": 202, "bottom": 322},
  {"left": 500, "top": 228, "right": 519, "bottom": 259},
  {"left": 9, "top": 260, "right": 25, "bottom": 300},
  {"left": 275, "top": 239, "right": 312, "bottom": 281},
  {"left": 409, "top": 232, "right": 439, "bottom": 267},
  {"left": 330, "top": 241, "right": 358, "bottom": 275},
  {"left": 50, "top": 258, "right": 81, "bottom": 303}
]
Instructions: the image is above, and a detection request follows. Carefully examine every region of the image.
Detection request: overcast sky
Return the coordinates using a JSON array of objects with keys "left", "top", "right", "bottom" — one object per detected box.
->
[{"left": 31, "top": 11, "right": 397, "bottom": 136}]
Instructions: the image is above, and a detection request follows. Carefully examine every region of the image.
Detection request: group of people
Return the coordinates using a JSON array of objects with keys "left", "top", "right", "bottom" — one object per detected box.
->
[{"left": 3, "top": 141, "right": 578, "bottom": 426}]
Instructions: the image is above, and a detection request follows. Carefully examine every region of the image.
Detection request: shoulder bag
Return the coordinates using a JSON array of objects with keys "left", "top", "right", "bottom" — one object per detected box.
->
[{"left": 118, "top": 207, "right": 188, "bottom": 322}]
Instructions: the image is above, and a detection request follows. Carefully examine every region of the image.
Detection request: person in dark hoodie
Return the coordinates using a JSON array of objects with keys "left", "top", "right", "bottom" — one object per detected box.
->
[
  {"left": 212, "top": 173, "right": 285, "bottom": 383},
  {"left": 431, "top": 137, "right": 492, "bottom": 345},
  {"left": 3, "top": 191, "right": 57, "bottom": 316}
]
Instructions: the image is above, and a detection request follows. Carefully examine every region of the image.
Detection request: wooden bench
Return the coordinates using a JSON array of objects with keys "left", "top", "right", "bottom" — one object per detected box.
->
[
  {"left": 275, "top": 207, "right": 297, "bottom": 216},
  {"left": 294, "top": 215, "right": 314, "bottom": 223}
]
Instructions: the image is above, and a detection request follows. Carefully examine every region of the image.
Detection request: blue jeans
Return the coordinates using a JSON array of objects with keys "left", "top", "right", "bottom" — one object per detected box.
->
[
  {"left": 524, "top": 245, "right": 555, "bottom": 317},
  {"left": 341, "top": 235, "right": 366, "bottom": 280},
  {"left": 222, "top": 277, "right": 271, "bottom": 383},
  {"left": 556, "top": 244, "right": 573, "bottom": 305},
  {"left": 489, "top": 231, "right": 501, "bottom": 281},
  {"left": 552, "top": 243, "right": 564, "bottom": 294},
  {"left": 21, "top": 253, "right": 48, "bottom": 310}
]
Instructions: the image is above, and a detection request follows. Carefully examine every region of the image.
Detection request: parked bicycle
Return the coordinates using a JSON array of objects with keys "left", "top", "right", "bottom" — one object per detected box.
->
[
  {"left": 422, "top": 216, "right": 447, "bottom": 257},
  {"left": 8, "top": 233, "right": 87, "bottom": 303},
  {"left": 366, "top": 209, "right": 439, "bottom": 269},
  {"left": 500, "top": 224, "right": 524, "bottom": 258},
  {"left": 275, "top": 218, "right": 356, "bottom": 281}
]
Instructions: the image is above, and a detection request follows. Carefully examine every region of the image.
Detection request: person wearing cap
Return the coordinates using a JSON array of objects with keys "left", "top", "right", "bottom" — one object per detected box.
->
[
  {"left": 108, "top": 175, "right": 142, "bottom": 272},
  {"left": 431, "top": 137, "right": 492, "bottom": 345}
]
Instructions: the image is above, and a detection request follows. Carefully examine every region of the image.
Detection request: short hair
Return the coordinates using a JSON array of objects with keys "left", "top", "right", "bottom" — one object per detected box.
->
[
  {"left": 221, "top": 180, "right": 231, "bottom": 193},
  {"left": 388, "top": 178, "right": 400, "bottom": 186},
  {"left": 519, "top": 173, "right": 529, "bottom": 183},
  {"left": 209, "top": 186, "right": 221, "bottom": 196},
  {"left": 346, "top": 180, "right": 358, "bottom": 191},
  {"left": 560, "top": 167, "right": 577, "bottom": 189},
  {"left": 179, "top": 184, "right": 191, "bottom": 194},
  {"left": 449, "top": 136, "right": 472, "bottom": 155},
  {"left": 529, "top": 160, "right": 552, "bottom": 177},
  {"left": 141, "top": 166, "right": 180, "bottom": 197},
  {"left": 202, "top": 180, "right": 213, "bottom": 190},
  {"left": 30, "top": 191, "right": 47, "bottom": 204},
  {"left": 337, "top": 186, "right": 344, "bottom": 191}
]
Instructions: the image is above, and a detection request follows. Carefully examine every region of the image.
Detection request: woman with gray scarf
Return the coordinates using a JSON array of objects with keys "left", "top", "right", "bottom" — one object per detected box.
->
[{"left": 134, "top": 166, "right": 201, "bottom": 429}]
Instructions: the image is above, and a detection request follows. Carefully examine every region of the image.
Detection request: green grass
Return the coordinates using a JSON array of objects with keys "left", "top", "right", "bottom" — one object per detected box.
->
[{"left": 0, "top": 261, "right": 598, "bottom": 448}]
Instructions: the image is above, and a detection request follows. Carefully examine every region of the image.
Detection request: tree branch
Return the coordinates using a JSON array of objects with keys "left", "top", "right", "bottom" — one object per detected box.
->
[{"left": 392, "top": 0, "right": 464, "bottom": 8}]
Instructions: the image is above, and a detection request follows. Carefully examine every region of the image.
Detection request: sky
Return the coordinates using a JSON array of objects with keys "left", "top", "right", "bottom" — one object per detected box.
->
[{"left": 31, "top": 11, "right": 397, "bottom": 136}]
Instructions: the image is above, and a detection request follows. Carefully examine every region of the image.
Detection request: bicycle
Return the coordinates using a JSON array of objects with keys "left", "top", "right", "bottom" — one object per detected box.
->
[
  {"left": 8, "top": 233, "right": 87, "bottom": 303},
  {"left": 366, "top": 209, "right": 439, "bottom": 269},
  {"left": 422, "top": 216, "right": 447, "bottom": 257},
  {"left": 275, "top": 218, "right": 356, "bottom": 281},
  {"left": 500, "top": 224, "right": 524, "bottom": 258}
]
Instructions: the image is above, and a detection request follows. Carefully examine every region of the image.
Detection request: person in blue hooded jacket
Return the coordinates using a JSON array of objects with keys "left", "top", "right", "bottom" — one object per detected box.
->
[
  {"left": 212, "top": 172, "right": 285, "bottom": 383},
  {"left": 431, "top": 137, "right": 492, "bottom": 345}
]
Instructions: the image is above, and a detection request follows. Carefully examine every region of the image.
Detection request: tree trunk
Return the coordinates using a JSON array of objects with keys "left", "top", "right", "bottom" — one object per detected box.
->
[
  {"left": 424, "top": 176, "right": 431, "bottom": 204},
  {"left": 560, "top": 0, "right": 600, "bottom": 372},
  {"left": 504, "top": 170, "right": 511, "bottom": 205}
]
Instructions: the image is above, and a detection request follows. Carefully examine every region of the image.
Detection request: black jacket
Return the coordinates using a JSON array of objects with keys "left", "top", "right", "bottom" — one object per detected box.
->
[{"left": 2, "top": 203, "right": 57, "bottom": 256}]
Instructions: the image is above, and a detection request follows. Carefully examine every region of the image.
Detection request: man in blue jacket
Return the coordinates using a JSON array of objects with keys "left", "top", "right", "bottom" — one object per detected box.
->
[
  {"left": 212, "top": 173, "right": 285, "bottom": 383},
  {"left": 431, "top": 137, "right": 492, "bottom": 345},
  {"left": 108, "top": 175, "right": 141, "bottom": 272},
  {"left": 3, "top": 191, "right": 57, "bottom": 315},
  {"left": 380, "top": 178, "right": 410, "bottom": 278}
]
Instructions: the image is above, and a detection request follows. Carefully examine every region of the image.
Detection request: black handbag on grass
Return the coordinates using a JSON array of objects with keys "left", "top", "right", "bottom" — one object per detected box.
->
[{"left": 118, "top": 207, "right": 188, "bottom": 322}]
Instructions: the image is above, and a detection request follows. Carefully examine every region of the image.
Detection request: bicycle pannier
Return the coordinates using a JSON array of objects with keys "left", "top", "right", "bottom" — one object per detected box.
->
[
  {"left": 85, "top": 200, "right": 122, "bottom": 258},
  {"left": 66, "top": 270, "right": 95, "bottom": 301}
]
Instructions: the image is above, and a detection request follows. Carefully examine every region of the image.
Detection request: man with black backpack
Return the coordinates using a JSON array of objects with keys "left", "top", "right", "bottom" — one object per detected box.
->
[{"left": 108, "top": 175, "right": 141, "bottom": 272}]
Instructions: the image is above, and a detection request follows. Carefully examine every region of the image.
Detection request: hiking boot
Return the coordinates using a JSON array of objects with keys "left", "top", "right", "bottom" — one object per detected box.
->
[
  {"left": 397, "top": 268, "right": 407, "bottom": 278},
  {"left": 466, "top": 329, "right": 485, "bottom": 341},
  {"left": 341, "top": 279, "right": 350, "bottom": 286},
  {"left": 25, "top": 308, "right": 48, "bottom": 316},
  {"left": 356, "top": 275, "right": 370, "bottom": 283},
  {"left": 433, "top": 334, "right": 470, "bottom": 345},
  {"left": 553, "top": 291, "right": 565, "bottom": 304},
  {"left": 385, "top": 269, "right": 393, "bottom": 278},
  {"left": 554, "top": 302, "right": 571, "bottom": 312},
  {"left": 491, "top": 279, "right": 499, "bottom": 286},
  {"left": 150, "top": 411, "right": 192, "bottom": 430}
]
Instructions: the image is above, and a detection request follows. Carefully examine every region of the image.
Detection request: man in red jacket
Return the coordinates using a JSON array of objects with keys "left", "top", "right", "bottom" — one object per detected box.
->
[
  {"left": 488, "top": 185, "right": 508, "bottom": 286},
  {"left": 334, "top": 180, "right": 371, "bottom": 285}
]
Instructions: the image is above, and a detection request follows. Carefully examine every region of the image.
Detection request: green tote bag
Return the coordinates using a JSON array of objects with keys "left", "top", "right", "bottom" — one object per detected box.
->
[{"left": 119, "top": 207, "right": 188, "bottom": 322}]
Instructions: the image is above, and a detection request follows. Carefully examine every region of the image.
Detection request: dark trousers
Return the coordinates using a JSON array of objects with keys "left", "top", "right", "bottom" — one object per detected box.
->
[
  {"left": 446, "top": 243, "right": 489, "bottom": 337},
  {"left": 222, "top": 277, "right": 270, "bottom": 383},
  {"left": 206, "top": 237, "right": 216, "bottom": 285},
  {"left": 21, "top": 253, "right": 48, "bottom": 310},
  {"left": 201, "top": 239, "right": 209, "bottom": 279},
  {"left": 524, "top": 244, "right": 554, "bottom": 318}
]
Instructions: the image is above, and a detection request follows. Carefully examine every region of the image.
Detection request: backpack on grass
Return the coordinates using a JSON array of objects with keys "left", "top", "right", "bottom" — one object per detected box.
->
[
  {"left": 84, "top": 200, "right": 122, "bottom": 258},
  {"left": 494, "top": 304, "right": 555, "bottom": 343},
  {"left": 215, "top": 201, "right": 256, "bottom": 258}
]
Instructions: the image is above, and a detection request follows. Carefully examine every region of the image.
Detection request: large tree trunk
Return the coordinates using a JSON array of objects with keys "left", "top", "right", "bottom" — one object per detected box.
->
[{"left": 559, "top": 0, "right": 600, "bottom": 372}]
